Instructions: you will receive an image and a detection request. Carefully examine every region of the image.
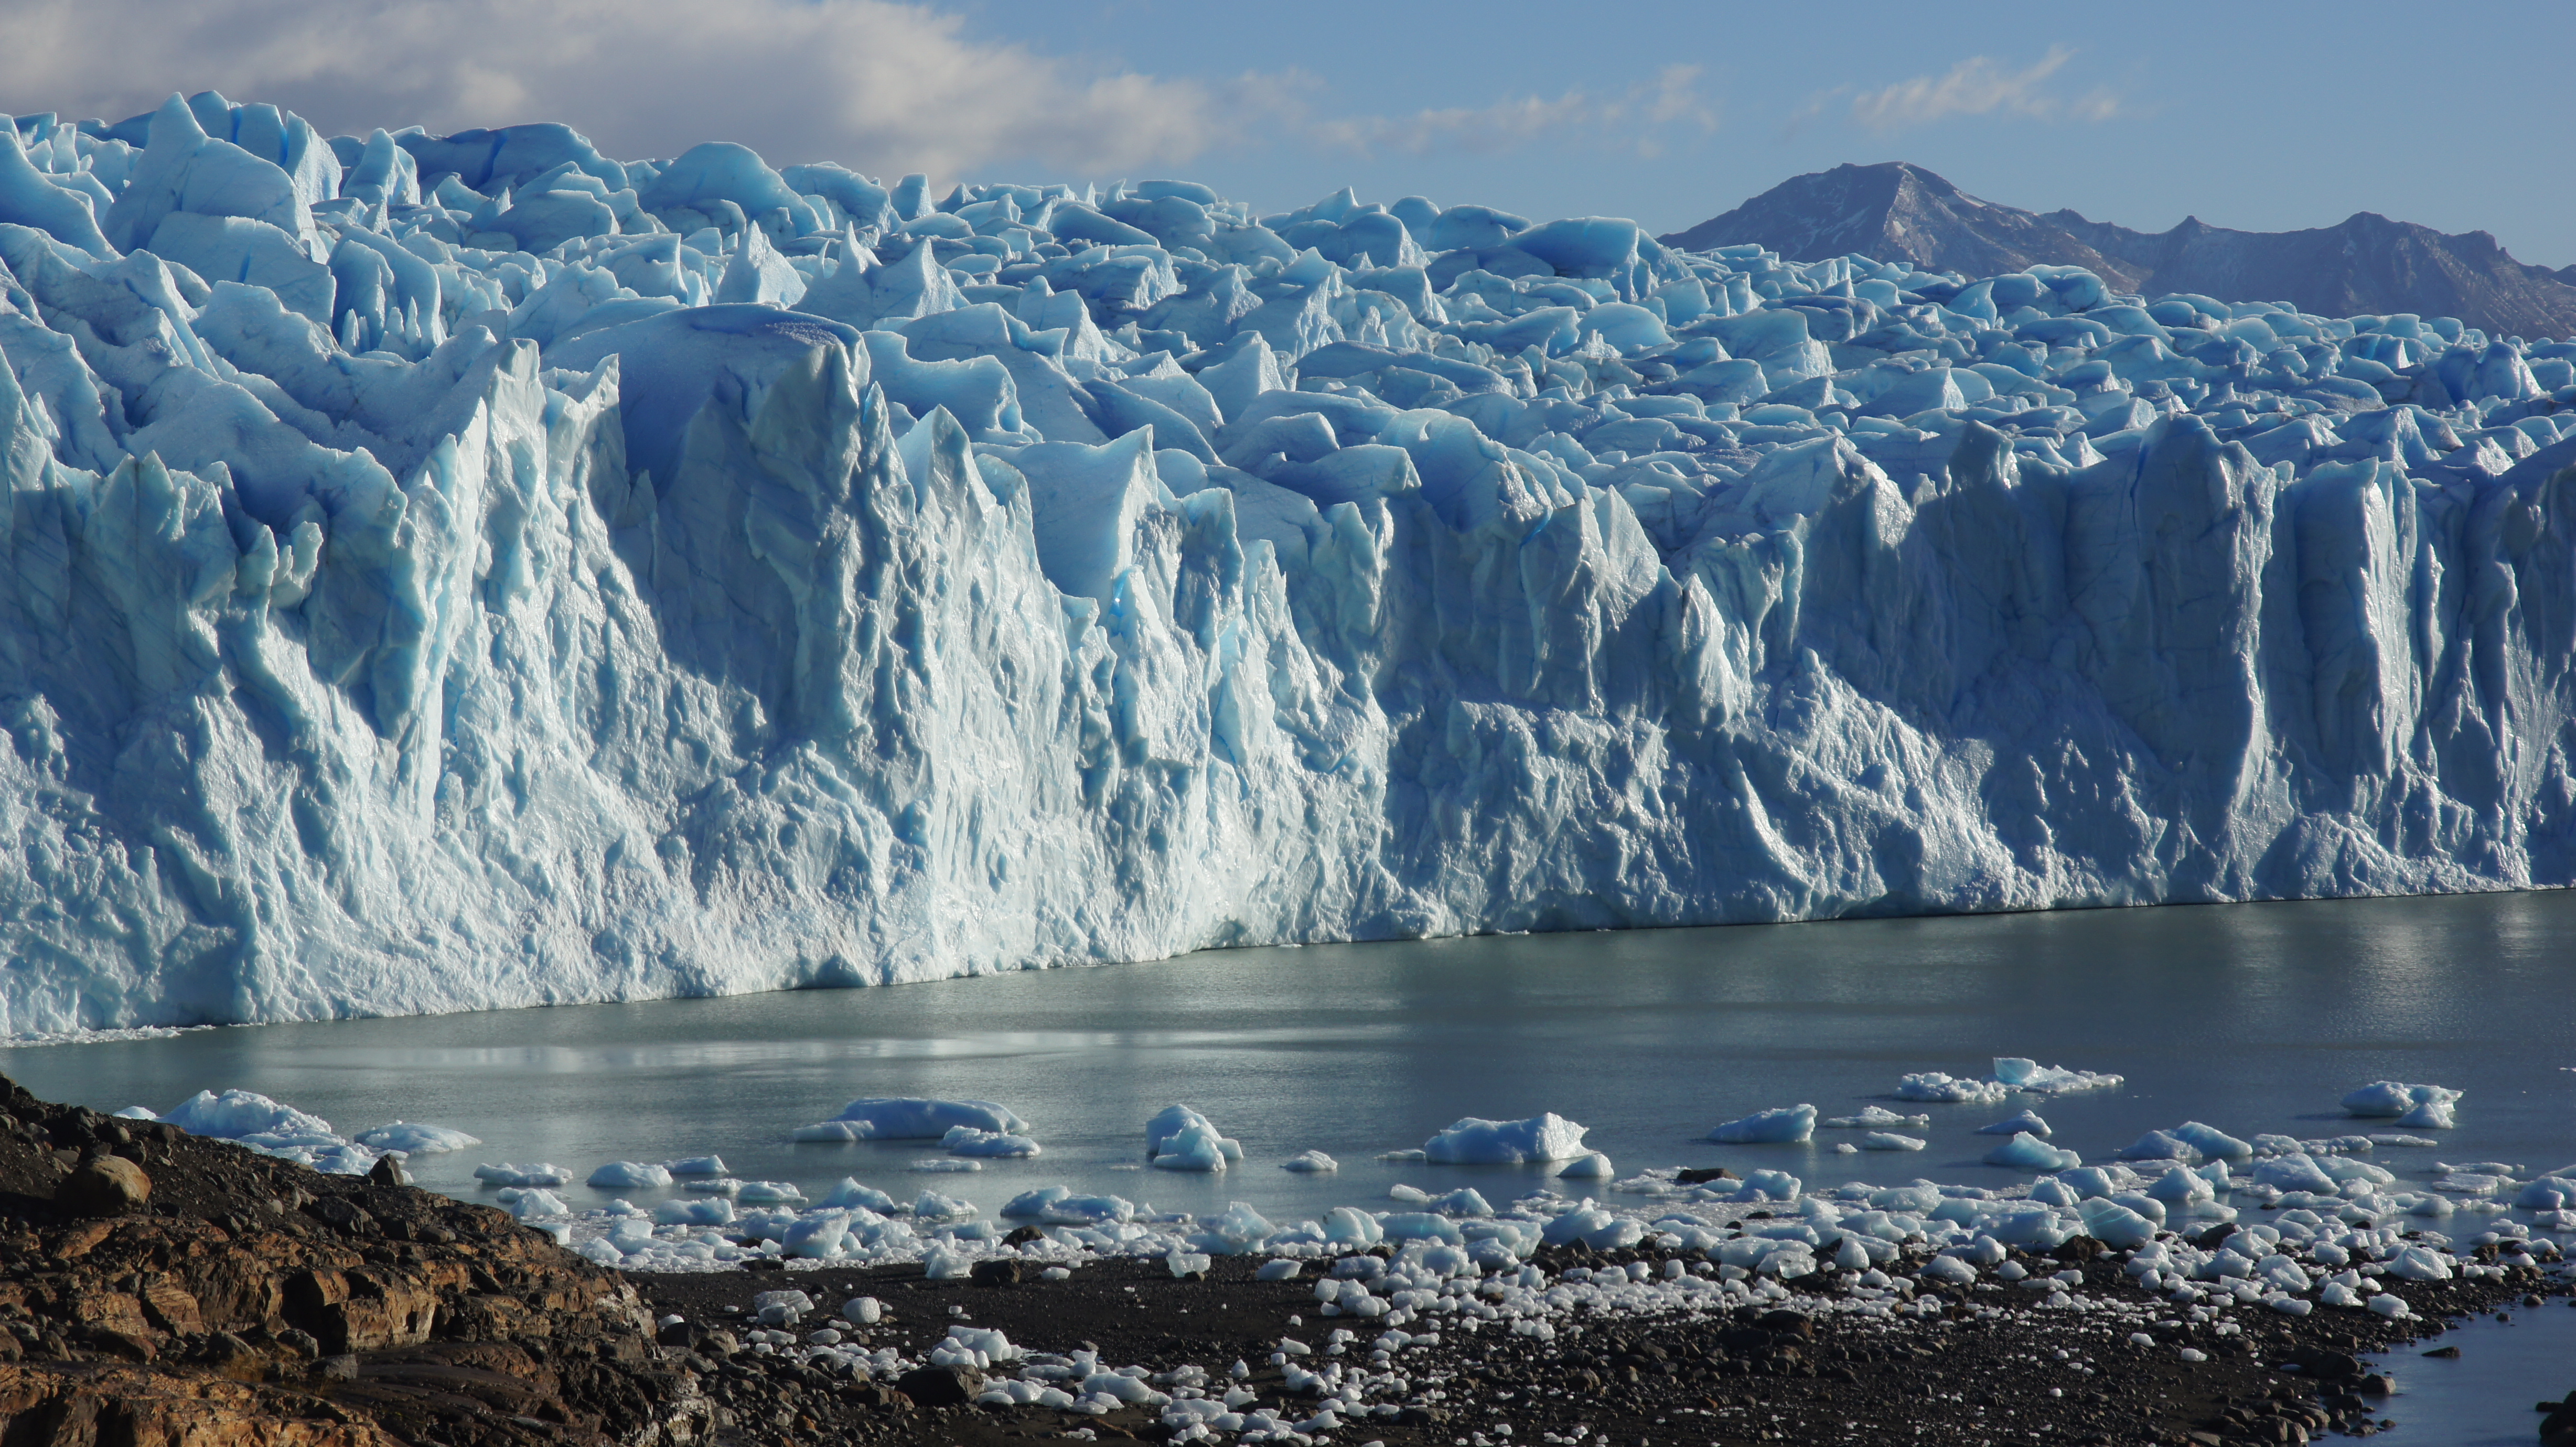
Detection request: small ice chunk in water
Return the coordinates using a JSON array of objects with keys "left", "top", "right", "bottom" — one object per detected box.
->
[
  {"left": 820, "top": 1178, "right": 897, "bottom": 1212},
  {"left": 664, "top": 1156, "right": 728, "bottom": 1176},
  {"left": 942, "top": 1126, "right": 1042, "bottom": 1158},
  {"left": 1896, "top": 1073, "right": 2009, "bottom": 1105},
  {"left": 915, "top": 1191, "right": 976, "bottom": 1219},
  {"left": 1860, "top": 1133, "right": 1926, "bottom": 1152},
  {"left": 1388, "top": 1183, "right": 1430, "bottom": 1203},
  {"left": 474, "top": 1162, "right": 574, "bottom": 1188},
  {"left": 1983, "top": 1133, "right": 2081, "bottom": 1171},
  {"left": 353, "top": 1122, "right": 483, "bottom": 1154},
  {"left": 1422, "top": 1113, "right": 1589, "bottom": 1164},
  {"left": 654, "top": 1197, "right": 734, "bottom": 1225},
  {"left": 2397, "top": 1099, "right": 2456, "bottom": 1129},
  {"left": 1428, "top": 1188, "right": 1492, "bottom": 1216},
  {"left": 1978, "top": 1110, "right": 2052, "bottom": 1138},
  {"left": 587, "top": 1161, "right": 673, "bottom": 1189},
  {"left": 1147, "top": 1106, "right": 1244, "bottom": 1172},
  {"left": 2130, "top": 1124, "right": 2256, "bottom": 1162},
  {"left": 1991, "top": 1059, "right": 2123, "bottom": 1094},
  {"left": 1041, "top": 1194, "right": 1134, "bottom": 1225},
  {"left": 816, "top": 1098, "right": 1031, "bottom": 1139},
  {"left": 1376, "top": 1149, "right": 1429, "bottom": 1163},
  {"left": 911, "top": 1159, "right": 982, "bottom": 1173},
  {"left": 1281, "top": 1150, "right": 1338, "bottom": 1173},
  {"left": 1709, "top": 1105, "right": 1816, "bottom": 1144},
  {"left": 2340, "top": 1082, "right": 2461, "bottom": 1119},
  {"left": 683, "top": 1177, "right": 743, "bottom": 1196},
  {"left": 1002, "top": 1185, "right": 1072, "bottom": 1217},
  {"left": 737, "top": 1180, "right": 806, "bottom": 1204},
  {"left": 1822, "top": 1106, "right": 1930, "bottom": 1129},
  {"left": 113, "top": 1106, "right": 158, "bottom": 1120},
  {"left": 496, "top": 1187, "right": 568, "bottom": 1218},
  {"left": 1554, "top": 1152, "right": 1615, "bottom": 1178}
]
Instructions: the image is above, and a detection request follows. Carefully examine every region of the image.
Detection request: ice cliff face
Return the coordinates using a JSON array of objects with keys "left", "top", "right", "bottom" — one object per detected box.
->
[{"left": 4, "top": 94, "right": 2576, "bottom": 1032}]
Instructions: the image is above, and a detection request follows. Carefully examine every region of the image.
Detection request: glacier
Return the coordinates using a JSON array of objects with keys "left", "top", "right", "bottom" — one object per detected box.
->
[{"left": 3, "top": 93, "right": 2576, "bottom": 1033}]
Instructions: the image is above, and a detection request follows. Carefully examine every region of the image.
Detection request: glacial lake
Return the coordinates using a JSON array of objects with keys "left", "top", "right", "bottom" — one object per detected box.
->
[
  {"left": 11, "top": 889, "right": 2574, "bottom": 1225},
  {"left": 12, "top": 890, "right": 2576, "bottom": 1440}
]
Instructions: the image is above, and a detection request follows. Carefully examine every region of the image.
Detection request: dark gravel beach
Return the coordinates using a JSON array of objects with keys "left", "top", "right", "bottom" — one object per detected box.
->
[{"left": 631, "top": 1239, "right": 2566, "bottom": 1447}]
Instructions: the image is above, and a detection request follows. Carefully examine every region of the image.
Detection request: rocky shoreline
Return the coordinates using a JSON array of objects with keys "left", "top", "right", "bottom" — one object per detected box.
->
[
  {"left": 0, "top": 1071, "right": 2563, "bottom": 1447},
  {"left": 629, "top": 1244, "right": 2565, "bottom": 1447}
]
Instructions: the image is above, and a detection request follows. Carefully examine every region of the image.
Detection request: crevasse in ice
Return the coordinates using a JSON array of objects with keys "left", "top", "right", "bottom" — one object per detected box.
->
[{"left": 4, "top": 93, "right": 2575, "bottom": 1032}]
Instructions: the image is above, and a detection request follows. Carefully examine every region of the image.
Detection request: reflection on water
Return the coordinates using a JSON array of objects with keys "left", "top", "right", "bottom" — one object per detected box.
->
[
  {"left": 2362, "top": 1297, "right": 2576, "bottom": 1446},
  {"left": 6, "top": 890, "right": 2575, "bottom": 1225}
]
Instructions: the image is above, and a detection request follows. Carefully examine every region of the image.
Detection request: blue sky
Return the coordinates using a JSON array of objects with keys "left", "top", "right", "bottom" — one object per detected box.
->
[{"left": 6, "top": 0, "right": 2569, "bottom": 266}]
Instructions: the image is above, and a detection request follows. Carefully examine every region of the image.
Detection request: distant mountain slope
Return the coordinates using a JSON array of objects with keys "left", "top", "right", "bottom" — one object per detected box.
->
[{"left": 1661, "top": 162, "right": 2576, "bottom": 339}]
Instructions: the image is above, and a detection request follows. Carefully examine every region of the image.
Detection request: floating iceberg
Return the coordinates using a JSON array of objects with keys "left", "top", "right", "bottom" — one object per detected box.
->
[
  {"left": 155, "top": 1087, "right": 380, "bottom": 1173},
  {"left": 586, "top": 1160, "right": 673, "bottom": 1189},
  {"left": 941, "top": 1125, "right": 1041, "bottom": 1158},
  {"left": 1983, "top": 1132, "right": 2081, "bottom": 1171},
  {"left": 1822, "top": 1107, "right": 1930, "bottom": 1129},
  {"left": 2340, "top": 1082, "right": 2461, "bottom": 1128},
  {"left": 1280, "top": 1150, "right": 1338, "bottom": 1173},
  {"left": 163, "top": 1089, "right": 336, "bottom": 1143},
  {"left": 1976, "top": 1110, "right": 2051, "bottom": 1138},
  {"left": 352, "top": 1121, "right": 482, "bottom": 1154},
  {"left": 1990, "top": 1060, "right": 2123, "bottom": 1095},
  {"left": 1146, "top": 1105, "right": 1243, "bottom": 1172},
  {"left": 794, "top": 1098, "right": 1029, "bottom": 1142},
  {"left": 1708, "top": 1104, "right": 1817, "bottom": 1144},
  {"left": 475, "top": 1161, "right": 574, "bottom": 1188},
  {"left": 1895, "top": 1074, "right": 2010, "bottom": 1106},
  {"left": 5, "top": 95, "right": 2576, "bottom": 1032},
  {"left": 1422, "top": 1113, "right": 1590, "bottom": 1164}
]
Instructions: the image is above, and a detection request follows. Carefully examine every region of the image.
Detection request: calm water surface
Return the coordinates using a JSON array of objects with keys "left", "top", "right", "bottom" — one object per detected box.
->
[
  {"left": 9, "top": 890, "right": 2574, "bottom": 1224},
  {"left": 10, "top": 892, "right": 2574, "bottom": 1443}
]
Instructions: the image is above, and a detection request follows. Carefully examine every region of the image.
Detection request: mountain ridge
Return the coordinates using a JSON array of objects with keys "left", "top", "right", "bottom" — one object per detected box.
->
[{"left": 1660, "top": 162, "right": 2576, "bottom": 339}]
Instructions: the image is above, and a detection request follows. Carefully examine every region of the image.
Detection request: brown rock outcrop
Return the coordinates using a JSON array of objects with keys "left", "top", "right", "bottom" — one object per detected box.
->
[{"left": 0, "top": 1074, "right": 711, "bottom": 1447}]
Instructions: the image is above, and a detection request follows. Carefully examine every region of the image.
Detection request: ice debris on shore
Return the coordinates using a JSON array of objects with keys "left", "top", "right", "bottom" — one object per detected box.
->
[
  {"left": 352, "top": 1121, "right": 483, "bottom": 1154},
  {"left": 112, "top": 1088, "right": 479, "bottom": 1174},
  {"left": 5, "top": 96, "right": 2576, "bottom": 1034}
]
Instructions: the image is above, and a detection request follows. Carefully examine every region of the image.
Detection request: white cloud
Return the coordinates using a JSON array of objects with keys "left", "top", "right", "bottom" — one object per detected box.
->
[
  {"left": 0, "top": 0, "right": 1282, "bottom": 179},
  {"left": 1846, "top": 46, "right": 2118, "bottom": 133},
  {"left": 1316, "top": 65, "right": 1718, "bottom": 160}
]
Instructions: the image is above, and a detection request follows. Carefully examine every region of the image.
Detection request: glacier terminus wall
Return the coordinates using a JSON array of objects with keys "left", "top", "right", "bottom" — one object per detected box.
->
[{"left": 4, "top": 93, "right": 2576, "bottom": 1032}]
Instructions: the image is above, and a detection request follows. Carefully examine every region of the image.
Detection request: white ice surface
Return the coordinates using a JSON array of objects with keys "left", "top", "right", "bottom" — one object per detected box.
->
[
  {"left": 353, "top": 1121, "right": 482, "bottom": 1154},
  {"left": 1422, "top": 1113, "right": 1588, "bottom": 1164},
  {"left": 5, "top": 96, "right": 2575, "bottom": 1034},
  {"left": 1708, "top": 1104, "right": 1817, "bottom": 1144}
]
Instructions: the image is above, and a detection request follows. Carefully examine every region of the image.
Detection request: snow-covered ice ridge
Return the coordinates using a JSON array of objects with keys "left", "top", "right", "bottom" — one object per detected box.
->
[{"left": 5, "top": 92, "right": 2576, "bottom": 1032}]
